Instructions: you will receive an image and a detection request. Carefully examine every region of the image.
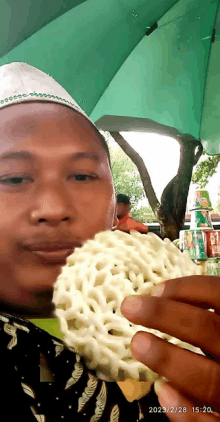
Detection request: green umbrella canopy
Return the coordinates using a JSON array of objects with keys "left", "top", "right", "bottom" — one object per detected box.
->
[{"left": 0, "top": 0, "right": 219, "bottom": 155}]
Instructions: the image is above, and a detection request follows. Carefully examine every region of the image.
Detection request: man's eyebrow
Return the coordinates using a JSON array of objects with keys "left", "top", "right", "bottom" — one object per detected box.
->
[
  {"left": 69, "top": 152, "right": 101, "bottom": 162},
  {"left": 0, "top": 151, "right": 101, "bottom": 162},
  {"left": 0, "top": 151, "right": 33, "bottom": 161}
]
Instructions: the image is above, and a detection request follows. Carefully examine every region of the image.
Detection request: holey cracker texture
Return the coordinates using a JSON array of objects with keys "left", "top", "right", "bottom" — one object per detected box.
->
[{"left": 53, "top": 230, "right": 204, "bottom": 383}]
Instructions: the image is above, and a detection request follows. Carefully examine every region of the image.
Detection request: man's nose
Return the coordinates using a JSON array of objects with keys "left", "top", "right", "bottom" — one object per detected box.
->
[{"left": 29, "top": 189, "right": 73, "bottom": 225}]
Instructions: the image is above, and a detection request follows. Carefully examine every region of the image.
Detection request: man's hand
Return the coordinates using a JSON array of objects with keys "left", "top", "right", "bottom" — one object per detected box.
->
[{"left": 121, "top": 276, "right": 220, "bottom": 420}]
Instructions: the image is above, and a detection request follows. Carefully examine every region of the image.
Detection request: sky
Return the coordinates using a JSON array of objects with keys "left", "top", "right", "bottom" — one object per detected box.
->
[{"left": 107, "top": 131, "right": 220, "bottom": 212}]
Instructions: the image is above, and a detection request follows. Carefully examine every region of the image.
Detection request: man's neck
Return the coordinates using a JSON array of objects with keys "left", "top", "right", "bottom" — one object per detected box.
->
[{"left": 0, "top": 302, "right": 56, "bottom": 320}]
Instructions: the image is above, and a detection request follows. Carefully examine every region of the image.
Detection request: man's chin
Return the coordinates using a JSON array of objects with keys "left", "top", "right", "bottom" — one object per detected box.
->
[{"left": 0, "top": 290, "right": 56, "bottom": 319}]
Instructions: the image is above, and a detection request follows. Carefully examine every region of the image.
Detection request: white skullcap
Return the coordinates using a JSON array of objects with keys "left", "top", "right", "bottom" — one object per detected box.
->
[{"left": 0, "top": 62, "right": 96, "bottom": 129}]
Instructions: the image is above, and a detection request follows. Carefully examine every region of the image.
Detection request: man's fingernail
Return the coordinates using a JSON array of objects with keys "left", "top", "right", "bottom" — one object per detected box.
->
[
  {"left": 154, "top": 379, "right": 166, "bottom": 395},
  {"left": 151, "top": 284, "right": 165, "bottom": 297},
  {"left": 121, "top": 295, "right": 142, "bottom": 312},
  {"left": 132, "top": 332, "right": 152, "bottom": 357}
]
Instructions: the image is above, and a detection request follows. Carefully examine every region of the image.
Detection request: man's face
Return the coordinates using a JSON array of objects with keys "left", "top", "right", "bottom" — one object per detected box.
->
[
  {"left": 0, "top": 102, "right": 116, "bottom": 318},
  {"left": 117, "top": 203, "right": 130, "bottom": 219}
]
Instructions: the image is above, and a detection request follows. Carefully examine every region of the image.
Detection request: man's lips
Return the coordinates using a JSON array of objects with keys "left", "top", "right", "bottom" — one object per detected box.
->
[
  {"left": 31, "top": 249, "right": 74, "bottom": 263},
  {"left": 22, "top": 242, "right": 82, "bottom": 265}
]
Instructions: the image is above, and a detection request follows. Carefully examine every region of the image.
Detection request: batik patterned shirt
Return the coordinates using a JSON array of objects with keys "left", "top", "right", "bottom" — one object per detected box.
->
[{"left": 0, "top": 312, "right": 170, "bottom": 422}]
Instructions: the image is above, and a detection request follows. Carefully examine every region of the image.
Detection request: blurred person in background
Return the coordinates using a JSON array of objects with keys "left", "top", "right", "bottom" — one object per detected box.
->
[{"left": 115, "top": 194, "right": 148, "bottom": 234}]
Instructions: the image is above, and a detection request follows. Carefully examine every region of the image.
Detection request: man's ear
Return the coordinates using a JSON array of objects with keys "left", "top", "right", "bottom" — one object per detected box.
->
[
  {"left": 113, "top": 215, "right": 119, "bottom": 226},
  {"left": 112, "top": 209, "right": 119, "bottom": 229}
]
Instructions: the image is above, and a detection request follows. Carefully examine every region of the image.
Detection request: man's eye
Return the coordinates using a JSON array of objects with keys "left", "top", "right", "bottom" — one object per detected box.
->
[
  {"left": 0, "top": 177, "right": 32, "bottom": 185},
  {"left": 71, "top": 174, "right": 96, "bottom": 181},
  {"left": 0, "top": 174, "right": 97, "bottom": 186}
]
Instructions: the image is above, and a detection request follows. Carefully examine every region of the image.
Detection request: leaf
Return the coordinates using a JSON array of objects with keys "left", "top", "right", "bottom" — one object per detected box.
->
[
  {"left": 4, "top": 323, "right": 17, "bottom": 350},
  {"left": 90, "top": 382, "right": 107, "bottom": 422},
  {"left": 77, "top": 373, "right": 98, "bottom": 412},
  {"left": 0, "top": 315, "right": 9, "bottom": 323},
  {"left": 21, "top": 382, "right": 36, "bottom": 399},
  {"left": 4, "top": 323, "right": 17, "bottom": 336},
  {"left": 192, "top": 154, "right": 220, "bottom": 188},
  {"left": 30, "top": 406, "right": 46, "bottom": 422},
  {"left": 109, "top": 405, "right": 120, "bottom": 422},
  {"left": 55, "top": 344, "right": 64, "bottom": 357},
  {"left": 13, "top": 323, "right": 30, "bottom": 333},
  {"left": 64, "top": 360, "right": 84, "bottom": 390}
]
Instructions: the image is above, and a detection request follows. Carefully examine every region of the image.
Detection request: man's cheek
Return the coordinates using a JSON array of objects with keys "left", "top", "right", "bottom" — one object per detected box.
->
[{"left": 0, "top": 238, "right": 13, "bottom": 258}]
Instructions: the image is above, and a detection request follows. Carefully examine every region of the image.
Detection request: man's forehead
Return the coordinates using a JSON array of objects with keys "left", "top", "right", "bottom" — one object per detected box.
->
[
  {"left": 0, "top": 102, "right": 101, "bottom": 142},
  {"left": 0, "top": 101, "right": 84, "bottom": 125},
  {"left": 0, "top": 101, "right": 110, "bottom": 166},
  {"left": 0, "top": 149, "right": 101, "bottom": 163}
]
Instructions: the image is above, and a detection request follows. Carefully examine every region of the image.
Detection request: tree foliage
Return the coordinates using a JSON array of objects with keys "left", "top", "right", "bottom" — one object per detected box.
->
[
  {"left": 131, "top": 206, "right": 155, "bottom": 223},
  {"left": 191, "top": 151, "right": 220, "bottom": 188},
  {"left": 109, "top": 145, "right": 144, "bottom": 206}
]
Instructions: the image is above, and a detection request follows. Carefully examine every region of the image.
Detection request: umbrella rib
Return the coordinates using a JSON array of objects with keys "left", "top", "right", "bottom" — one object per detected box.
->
[{"left": 198, "top": 0, "right": 220, "bottom": 140}]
